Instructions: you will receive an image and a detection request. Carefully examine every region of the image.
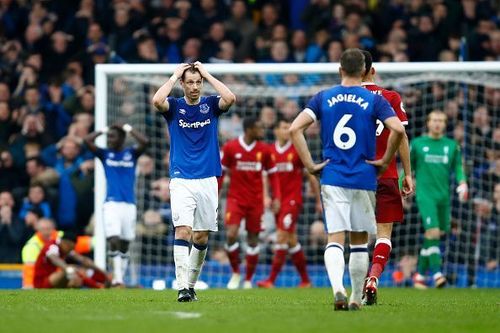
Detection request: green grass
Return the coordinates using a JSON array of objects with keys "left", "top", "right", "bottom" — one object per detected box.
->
[{"left": 1, "top": 288, "right": 498, "bottom": 333}]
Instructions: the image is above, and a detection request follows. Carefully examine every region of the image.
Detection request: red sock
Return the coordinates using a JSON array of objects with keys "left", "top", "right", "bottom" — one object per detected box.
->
[
  {"left": 290, "top": 245, "right": 310, "bottom": 283},
  {"left": 92, "top": 270, "right": 107, "bottom": 283},
  {"left": 369, "top": 238, "right": 392, "bottom": 279},
  {"left": 226, "top": 243, "right": 240, "bottom": 274},
  {"left": 269, "top": 248, "right": 288, "bottom": 283},
  {"left": 245, "top": 254, "right": 259, "bottom": 281},
  {"left": 78, "top": 272, "right": 104, "bottom": 289}
]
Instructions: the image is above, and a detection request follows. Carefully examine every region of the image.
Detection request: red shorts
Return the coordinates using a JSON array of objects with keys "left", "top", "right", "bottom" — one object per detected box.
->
[
  {"left": 225, "top": 197, "right": 263, "bottom": 233},
  {"left": 276, "top": 203, "right": 301, "bottom": 232},
  {"left": 376, "top": 178, "right": 404, "bottom": 223},
  {"left": 34, "top": 276, "right": 53, "bottom": 289}
]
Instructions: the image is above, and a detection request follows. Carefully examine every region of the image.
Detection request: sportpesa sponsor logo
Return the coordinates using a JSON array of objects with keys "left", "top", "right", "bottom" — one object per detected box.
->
[
  {"left": 105, "top": 159, "right": 134, "bottom": 168},
  {"left": 179, "top": 119, "right": 211, "bottom": 128}
]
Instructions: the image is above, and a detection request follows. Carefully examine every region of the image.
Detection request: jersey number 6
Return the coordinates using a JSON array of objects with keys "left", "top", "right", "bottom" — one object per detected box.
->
[{"left": 333, "top": 114, "right": 356, "bottom": 150}]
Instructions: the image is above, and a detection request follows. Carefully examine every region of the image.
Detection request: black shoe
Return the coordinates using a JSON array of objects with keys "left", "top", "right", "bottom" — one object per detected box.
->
[
  {"left": 334, "top": 292, "right": 348, "bottom": 311},
  {"left": 177, "top": 288, "right": 192, "bottom": 302},
  {"left": 189, "top": 288, "right": 198, "bottom": 301},
  {"left": 364, "top": 276, "right": 378, "bottom": 306}
]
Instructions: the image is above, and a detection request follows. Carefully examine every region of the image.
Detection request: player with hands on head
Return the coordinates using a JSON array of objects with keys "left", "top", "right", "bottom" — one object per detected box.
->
[
  {"left": 290, "top": 48, "right": 404, "bottom": 311},
  {"left": 84, "top": 122, "right": 149, "bottom": 287},
  {"left": 152, "top": 62, "right": 236, "bottom": 301}
]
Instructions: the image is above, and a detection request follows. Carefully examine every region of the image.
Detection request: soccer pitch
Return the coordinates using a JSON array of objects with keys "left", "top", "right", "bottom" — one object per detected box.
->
[{"left": 1, "top": 288, "right": 498, "bottom": 333}]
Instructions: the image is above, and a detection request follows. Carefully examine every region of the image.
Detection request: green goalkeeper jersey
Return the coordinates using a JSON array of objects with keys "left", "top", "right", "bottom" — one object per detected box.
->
[{"left": 410, "top": 135, "right": 467, "bottom": 201}]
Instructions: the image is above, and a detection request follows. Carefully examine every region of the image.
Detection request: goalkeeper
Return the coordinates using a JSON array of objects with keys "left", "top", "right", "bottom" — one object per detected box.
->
[{"left": 411, "top": 110, "right": 468, "bottom": 289}]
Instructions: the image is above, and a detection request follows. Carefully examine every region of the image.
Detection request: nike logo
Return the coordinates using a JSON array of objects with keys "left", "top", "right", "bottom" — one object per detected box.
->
[{"left": 375, "top": 255, "right": 385, "bottom": 259}]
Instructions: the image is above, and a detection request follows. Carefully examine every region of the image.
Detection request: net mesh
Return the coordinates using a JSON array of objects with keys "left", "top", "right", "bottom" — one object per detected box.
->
[{"left": 101, "top": 68, "right": 500, "bottom": 289}]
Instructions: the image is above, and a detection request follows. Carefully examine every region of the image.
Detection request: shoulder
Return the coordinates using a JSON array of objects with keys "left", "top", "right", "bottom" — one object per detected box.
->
[
  {"left": 168, "top": 97, "right": 182, "bottom": 108},
  {"left": 383, "top": 89, "right": 401, "bottom": 101},
  {"left": 202, "top": 95, "right": 219, "bottom": 105},
  {"left": 411, "top": 136, "right": 425, "bottom": 145},
  {"left": 45, "top": 242, "right": 60, "bottom": 257},
  {"left": 224, "top": 139, "right": 237, "bottom": 150}
]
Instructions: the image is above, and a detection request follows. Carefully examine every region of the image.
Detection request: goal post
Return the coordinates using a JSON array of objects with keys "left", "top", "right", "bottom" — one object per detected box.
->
[{"left": 94, "top": 61, "right": 500, "bottom": 288}]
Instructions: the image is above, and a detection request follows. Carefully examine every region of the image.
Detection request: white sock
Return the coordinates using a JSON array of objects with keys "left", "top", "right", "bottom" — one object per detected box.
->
[
  {"left": 174, "top": 239, "right": 190, "bottom": 290},
  {"left": 109, "top": 251, "right": 123, "bottom": 284},
  {"left": 324, "top": 242, "right": 345, "bottom": 295},
  {"left": 188, "top": 243, "right": 208, "bottom": 289},
  {"left": 349, "top": 244, "right": 369, "bottom": 305},
  {"left": 120, "top": 251, "right": 129, "bottom": 282}
]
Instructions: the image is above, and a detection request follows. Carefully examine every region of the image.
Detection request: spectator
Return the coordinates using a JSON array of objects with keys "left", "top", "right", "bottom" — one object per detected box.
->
[
  {"left": 326, "top": 40, "right": 344, "bottom": 62},
  {"left": 49, "top": 136, "right": 88, "bottom": 231},
  {"left": 290, "top": 30, "right": 308, "bottom": 62},
  {"left": 0, "top": 101, "right": 18, "bottom": 146},
  {"left": 18, "top": 183, "right": 52, "bottom": 221},
  {"left": 0, "top": 149, "right": 24, "bottom": 191},
  {"left": 201, "top": 22, "right": 227, "bottom": 62},
  {"left": 133, "top": 35, "right": 159, "bottom": 63},
  {"left": 224, "top": 0, "right": 257, "bottom": 62},
  {"left": 108, "top": 7, "right": 136, "bottom": 61},
  {"left": 43, "top": 32, "right": 73, "bottom": 78},
  {"left": 0, "top": 191, "right": 24, "bottom": 263},
  {"left": 63, "top": 85, "right": 94, "bottom": 116},
  {"left": 9, "top": 113, "right": 52, "bottom": 168},
  {"left": 181, "top": 37, "right": 202, "bottom": 63},
  {"left": 408, "top": 15, "right": 443, "bottom": 61}
]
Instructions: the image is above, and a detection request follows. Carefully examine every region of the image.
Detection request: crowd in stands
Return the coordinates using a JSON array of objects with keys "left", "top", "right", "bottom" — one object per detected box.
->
[{"left": 0, "top": 0, "right": 498, "bottom": 279}]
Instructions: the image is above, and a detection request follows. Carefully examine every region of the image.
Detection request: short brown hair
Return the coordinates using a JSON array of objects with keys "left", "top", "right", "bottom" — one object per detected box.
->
[
  {"left": 181, "top": 63, "right": 201, "bottom": 80},
  {"left": 426, "top": 110, "right": 447, "bottom": 124},
  {"left": 340, "top": 48, "right": 365, "bottom": 77}
]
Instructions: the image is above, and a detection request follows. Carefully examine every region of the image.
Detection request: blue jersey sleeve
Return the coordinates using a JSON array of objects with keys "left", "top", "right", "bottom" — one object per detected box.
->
[
  {"left": 373, "top": 94, "right": 396, "bottom": 122},
  {"left": 209, "top": 95, "right": 225, "bottom": 116},
  {"left": 162, "top": 97, "right": 177, "bottom": 122},
  {"left": 94, "top": 148, "right": 106, "bottom": 160},
  {"left": 305, "top": 92, "right": 322, "bottom": 120}
]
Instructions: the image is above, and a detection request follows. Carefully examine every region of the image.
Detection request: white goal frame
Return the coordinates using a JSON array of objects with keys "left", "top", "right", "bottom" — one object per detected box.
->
[{"left": 94, "top": 61, "right": 500, "bottom": 270}]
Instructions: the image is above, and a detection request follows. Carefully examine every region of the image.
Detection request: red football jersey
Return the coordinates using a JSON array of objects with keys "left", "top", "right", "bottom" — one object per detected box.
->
[
  {"left": 270, "top": 141, "right": 303, "bottom": 206},
  {"left": 363, "top": 82, "right": 408, "bottom": 179},
  {"left": 34, "top": 240, "right": 64, "bottom": 282},
  {"left": 221, "top": 136, "right": 277, "bottom": 206}
]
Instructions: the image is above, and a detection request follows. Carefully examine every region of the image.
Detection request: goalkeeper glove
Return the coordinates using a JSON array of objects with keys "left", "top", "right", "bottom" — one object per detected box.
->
[{"left": 456, "top": 183, "right": 468, "bottom": 203}]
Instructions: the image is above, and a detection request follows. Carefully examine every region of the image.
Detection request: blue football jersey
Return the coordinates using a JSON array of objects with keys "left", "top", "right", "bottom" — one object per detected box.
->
[
  {"left": 305, "top": 85, "right": 396, "bottom": 191},
  {"left": 162, "top": 95, "right": 225, "bottom": 179},
  {"left": 95, "top": 147, "right": 138, "bottom": 203}
]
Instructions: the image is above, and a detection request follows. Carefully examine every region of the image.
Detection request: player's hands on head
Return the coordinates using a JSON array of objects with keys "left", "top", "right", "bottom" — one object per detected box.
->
[
  {"left": 173, "top": 63, "right": 191, "bottom": 80},
  {"left": 194, "top": 61, "right": 209, "bottom": 78},
  {"left": 306, "top": 159, "right": 329, "bottom": 176},
  {"left": 401, "top": 175, "right": 414, "bottom": 198}
]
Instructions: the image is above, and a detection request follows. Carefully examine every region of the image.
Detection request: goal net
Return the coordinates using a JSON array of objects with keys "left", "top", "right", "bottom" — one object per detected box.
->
[{"left": 95, "top": 62, "right": 500, "bottom": 289}]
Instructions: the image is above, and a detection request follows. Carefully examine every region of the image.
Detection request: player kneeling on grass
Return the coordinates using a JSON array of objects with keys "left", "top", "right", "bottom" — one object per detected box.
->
[
  {"left": 290, "top": 49, "right": 404, "bottom": 311},
  {"left": 153, "top": 62, "right": 236, "bottom": 301},
  {"left": 85, "top": 123, "right": 149, "bottom": 287},
  {"left": 34, "top": 231, "right": 111, "bottom": 289}
]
